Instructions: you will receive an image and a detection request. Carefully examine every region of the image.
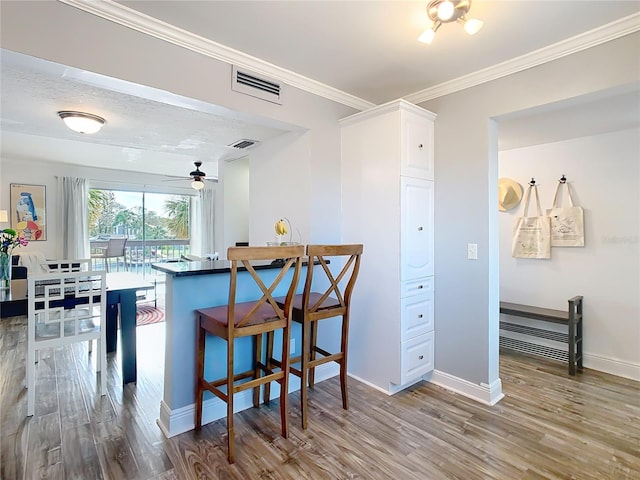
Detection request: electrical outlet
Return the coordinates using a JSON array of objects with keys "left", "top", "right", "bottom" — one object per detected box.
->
[
  {"left": 290, "top": 338, "right": 295, "bottom": 354},
  {"left": 467, "top": 243, "right": 478, "bottom": 260}
]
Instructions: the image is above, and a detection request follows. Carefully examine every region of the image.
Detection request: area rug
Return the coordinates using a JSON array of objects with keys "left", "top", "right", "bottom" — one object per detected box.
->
[{"left": 136, "top": 305, "right": 165, "bottom": 326}]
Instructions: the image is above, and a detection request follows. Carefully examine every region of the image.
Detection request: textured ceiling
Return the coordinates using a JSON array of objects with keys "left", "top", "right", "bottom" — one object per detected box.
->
[{"left": 0, "top": 49, "right": 295, "bottom": 178}]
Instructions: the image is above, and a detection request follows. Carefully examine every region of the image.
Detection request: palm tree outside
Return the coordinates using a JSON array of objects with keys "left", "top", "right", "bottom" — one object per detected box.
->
[{"left": 88, "top": 189, "right": 192, "bottom": 271}]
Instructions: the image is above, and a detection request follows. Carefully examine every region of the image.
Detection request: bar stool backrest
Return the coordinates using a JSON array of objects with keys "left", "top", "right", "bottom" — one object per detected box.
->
[
  {"left": 226, "top": 245, "right": 305, "bottom": 334},
  {"left": 303, "top": 244, "right": 363, "bottom": 319}
]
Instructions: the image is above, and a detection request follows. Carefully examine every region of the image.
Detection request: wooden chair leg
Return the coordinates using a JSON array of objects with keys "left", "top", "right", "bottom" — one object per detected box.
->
[
  {"left": 227, "top": 337, "right": 235, "bottom": 463},
  {"left": 308, "top": 320, "right": 318, "bottom": 388},
  {"left": 264, "top": 331, "right": 274, "bottom": 405},
  {"left": 253, "top": 333, "right": 262, "bottom": 408},
  {"left": 340, "top": 313, "right": 350, "bottom": 410},
  {"left": 194, "top": 322, "right": 205, "bottom": 431},
  {"left": 300, "top": 319, "right": 311, "bottom": 429},
  {"left": 280, "top": 325, "right": 290, "bottom": 438}
]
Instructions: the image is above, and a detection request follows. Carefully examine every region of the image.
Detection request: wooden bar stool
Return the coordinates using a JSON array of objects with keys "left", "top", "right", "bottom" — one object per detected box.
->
[
  {"left": 269, "top": 244, "right": 363, "bottom": 429},
  {"left": 194, "top": 245, "right": 304, "bottom": 463}
]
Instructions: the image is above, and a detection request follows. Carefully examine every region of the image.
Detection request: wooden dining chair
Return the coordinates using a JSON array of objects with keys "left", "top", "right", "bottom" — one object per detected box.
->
[
  {"left": 269, "top": 244, "right": 363, "bottom": 429},
  {"left": 194, "top": 244, "right": 304, "bottom": 463},
  {"left": 27, "top": 269, "right": 107, "bottom": 416}
]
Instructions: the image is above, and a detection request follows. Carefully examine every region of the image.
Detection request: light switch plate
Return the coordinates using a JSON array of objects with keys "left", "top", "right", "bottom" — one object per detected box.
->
[{"left": 467, "top": 243, "right": 478, "bottom": 260}]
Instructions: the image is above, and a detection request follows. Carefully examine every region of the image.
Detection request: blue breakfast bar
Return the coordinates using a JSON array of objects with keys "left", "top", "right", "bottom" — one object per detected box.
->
[{"left": 152, "top": 259, "right": 325, "bottom": 438}]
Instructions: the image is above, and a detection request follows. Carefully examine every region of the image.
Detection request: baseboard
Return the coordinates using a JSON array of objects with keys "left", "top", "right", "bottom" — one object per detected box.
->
[
  {"left": 583, "top": 353, "right": 640, "bottom": 381},
  {"left": 430, "top": 370, "right": 505, "bottom": 406},
  {"left": 347, "top": 373, "right": 394, "bottom": 396},
  {"left": 346, "top": 372, "right": 427, "bottom": 396},
  {"left": 157, "top": 362, "right": 339, "bottom": 438}
]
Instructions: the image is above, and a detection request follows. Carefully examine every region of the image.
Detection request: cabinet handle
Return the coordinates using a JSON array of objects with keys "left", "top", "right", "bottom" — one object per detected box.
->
[
  {"left": 418, "top": 314, "right": 423, "bottom": 318},
  {"left": 418, "top": 226, "right": 423, "bottom": 231},
  {"left": 417, "top": 284, "right": 423, "bottom": 289},
  {"left": 418, "top": 144, "right": 423, "bottom": 149},
  {"left": 418, "top": 355, "right": 424, "bottom": 360}
]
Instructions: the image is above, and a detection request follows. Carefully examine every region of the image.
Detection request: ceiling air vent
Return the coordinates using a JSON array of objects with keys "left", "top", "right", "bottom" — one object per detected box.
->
[
  {"left": 228, "top": 139, "right": 259, "bottom": 150},
  {"left": 232, "top": 66, "right": 282, "bottom": 105}
]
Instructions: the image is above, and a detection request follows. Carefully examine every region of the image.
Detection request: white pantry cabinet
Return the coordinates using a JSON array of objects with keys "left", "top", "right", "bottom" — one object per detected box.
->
[{"left": 341, "top": 99, "right": 436, "bottom": 394}]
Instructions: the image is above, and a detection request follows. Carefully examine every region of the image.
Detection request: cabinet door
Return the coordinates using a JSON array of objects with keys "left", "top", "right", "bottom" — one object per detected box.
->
[
  {"left": 397, "top": 331, "right": 435, "bottom": 386},
  {"left": 401, "top": 110, "right": 434, "bottom": 180},
  {"left": 401, "top": 285, "right": 434, "bottom": 341},
  {"left": 401, "top": 177, "right": 434, "bottom": 281}
]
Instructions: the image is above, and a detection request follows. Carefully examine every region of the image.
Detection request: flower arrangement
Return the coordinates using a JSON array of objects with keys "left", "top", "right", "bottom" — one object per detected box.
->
[
  {"left": 1, "top": 228, "right": 28, "bottom": 255},
  {"left": 0, "top": 228, "right": 28, "bottom": 289}
]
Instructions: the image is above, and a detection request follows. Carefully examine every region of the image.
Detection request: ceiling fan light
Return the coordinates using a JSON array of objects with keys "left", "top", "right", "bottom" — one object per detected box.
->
[
  {"left": 191, "top": 178, "right": 205, "bottom": 190},
  {"left": 58, "top": 111, "right": 105, "bottom": 134},
  {"left": 463, "top": 18, "right": 483, "bottom": 35}
]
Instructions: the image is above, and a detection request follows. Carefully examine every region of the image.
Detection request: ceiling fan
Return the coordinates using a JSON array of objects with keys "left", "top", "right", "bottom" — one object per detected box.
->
[{"left": 164, "top": 161, "right": 218, "bottom": 190}]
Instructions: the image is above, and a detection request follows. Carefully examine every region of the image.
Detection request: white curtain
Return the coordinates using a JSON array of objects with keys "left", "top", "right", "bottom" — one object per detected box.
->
[
  {"left": 199, "top": 187, "right": 216, "bottom": 256},
  {"left": 189, "top": 195, "right": 202, "bottom": 255},
  {"left": 58, "top": 176, "right": 89, "bottom": 259}
]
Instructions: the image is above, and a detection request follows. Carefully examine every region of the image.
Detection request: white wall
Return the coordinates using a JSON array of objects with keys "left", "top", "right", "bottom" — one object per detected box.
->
[
  {"left": 0, "top": 1, "right": 355, "bottom": 248},
  {"left": 420, "top": 33, "right": 640, "bottom": 390},
  {"left": 250, "top": 130, "right": 312, "bottom": 247},
  {"left": 220, "top": 157, "right": 249, "bottom": 256},
  {"left": 499, "top": 128, "right": 640, "bottom": 379},
  {"left": 2, "top": 1, "right": 638, "bottom": 397},
  {"left": 0, "top": 157, "right": 197, "bottom": 259}
]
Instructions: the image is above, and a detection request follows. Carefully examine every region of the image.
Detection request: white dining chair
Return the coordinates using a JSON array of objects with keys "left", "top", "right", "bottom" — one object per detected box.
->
[
  {"left": 39, "top": 259, "right": 94, "bottom": 352},
  {"left": 26, "top": 269, "right": 107, "bottom": 416}
]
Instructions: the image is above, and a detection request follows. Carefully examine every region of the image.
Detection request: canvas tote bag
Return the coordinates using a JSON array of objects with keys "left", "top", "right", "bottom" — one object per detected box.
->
[
  {"left": 512, "top": 184, "right": 551, "bottom": 259},
  {"left": 547, "top": 181, "right": 585, "bottom": 247}
]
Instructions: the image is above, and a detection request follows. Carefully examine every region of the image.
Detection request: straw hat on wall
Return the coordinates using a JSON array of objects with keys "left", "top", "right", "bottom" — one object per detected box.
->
[{"left": 498, "top": 178, "right": 523, "bottom": 211}]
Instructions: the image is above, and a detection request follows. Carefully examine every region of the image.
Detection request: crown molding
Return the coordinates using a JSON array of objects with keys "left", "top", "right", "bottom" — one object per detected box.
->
[
  {"left": 59, "top": 0, "right": 638, "bottom": 110},
  {"left": 404, "top": 13, "right": 640, "bottom": 104},
  {"left": 58, "top": 0, "right": 376, "bottom": 111},
  {"left": 340, "top": 98, "right": 437, "bottom": 126}
]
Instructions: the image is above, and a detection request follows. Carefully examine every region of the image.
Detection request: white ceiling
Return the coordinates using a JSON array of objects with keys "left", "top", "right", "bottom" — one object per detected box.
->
[
  {"left": 1, "top": 0, "right": 639, "bottom": 178},
  {"left": 116, "top": 0, "right": 640, "bottom": 104}
]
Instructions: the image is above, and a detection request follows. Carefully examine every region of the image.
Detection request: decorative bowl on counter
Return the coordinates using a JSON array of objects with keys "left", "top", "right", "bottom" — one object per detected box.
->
[{"left": 266, "top": 241, "right": 301, "bottom": 247}]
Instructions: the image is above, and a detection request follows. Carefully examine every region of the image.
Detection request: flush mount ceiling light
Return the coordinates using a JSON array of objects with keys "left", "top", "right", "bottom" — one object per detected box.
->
[
  {"left": 57, "top": 111, "right": 106, "bottom": 134},
  {"left": 418, "top": 0, "right": 483, "bottom": 44}
]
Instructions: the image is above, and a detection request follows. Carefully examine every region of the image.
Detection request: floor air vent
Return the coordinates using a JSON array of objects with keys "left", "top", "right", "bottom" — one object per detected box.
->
[
  {"left": 229, "top": 139, "right": 259, "bottom": 150},
  {"left": 232, "top": 66, "right": 282, "bottom": 105}
]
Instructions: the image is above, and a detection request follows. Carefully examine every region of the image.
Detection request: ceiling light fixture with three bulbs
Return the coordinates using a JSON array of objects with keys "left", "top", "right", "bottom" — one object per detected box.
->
[{"left": 418, "top": 0, "right": 483, "bottom": 45}]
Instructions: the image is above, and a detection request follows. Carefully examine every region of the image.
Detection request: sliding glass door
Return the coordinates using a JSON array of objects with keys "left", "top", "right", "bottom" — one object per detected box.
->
[{"left": 88, "top": 189, "right": 191, "bottom": 275}]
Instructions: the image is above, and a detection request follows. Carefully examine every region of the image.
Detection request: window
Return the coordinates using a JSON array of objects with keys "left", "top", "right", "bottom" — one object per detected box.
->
[{"left": 88, "top": 189, "right": 191, "bottom": 274}]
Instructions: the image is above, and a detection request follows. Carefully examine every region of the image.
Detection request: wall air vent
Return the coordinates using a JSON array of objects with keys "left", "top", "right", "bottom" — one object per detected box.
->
[
  {"left": 232, "top": 66, "right": 282, "bottom": 105},
  {"left": 228, "top": 139, "right": 259, "bottom": 150}
]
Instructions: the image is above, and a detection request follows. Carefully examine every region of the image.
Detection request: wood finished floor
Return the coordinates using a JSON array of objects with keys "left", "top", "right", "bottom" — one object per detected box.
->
[{"left": 1, "top": 315, "right": 638, "bottom": 480}]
